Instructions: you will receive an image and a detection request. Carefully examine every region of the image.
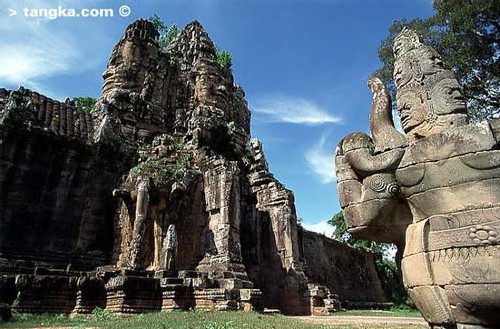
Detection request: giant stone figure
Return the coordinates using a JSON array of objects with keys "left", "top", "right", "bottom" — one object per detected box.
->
[{"left": 335, "top": 28, "right": 500, "bottom": 329}]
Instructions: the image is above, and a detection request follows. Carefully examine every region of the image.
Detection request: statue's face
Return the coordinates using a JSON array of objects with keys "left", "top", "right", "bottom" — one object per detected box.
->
[
  {"left": 117, "top": 42, "right": 141, "bottom": 77},
  {"left": 417, "top": 48, "right": 443, "bottom": 76},
  {"left": 103, "top": 41, "right": 141, "bottom": 88},
  {"left": 431, "top": 78, "right": 466, "bottom": 115},
  {"left": 393, "top": 60, "right": 410, "bottom": 89},
  {"left": 397, "top": 91, "right": 427, "bottom": 133}
]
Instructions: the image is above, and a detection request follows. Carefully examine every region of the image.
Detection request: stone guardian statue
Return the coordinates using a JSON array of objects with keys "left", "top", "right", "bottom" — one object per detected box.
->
[
  {"left": 335, "top": 28, "right": 500, "bottom": 329},
  {"left": 160, "top": 224, "right": 178, "bottom": 273}
]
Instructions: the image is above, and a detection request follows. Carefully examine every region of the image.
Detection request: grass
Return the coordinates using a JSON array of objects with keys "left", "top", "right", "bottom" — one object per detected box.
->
[
  {"left": 0, "top": 309, "right": 427, "bottom": 329},
  {"left": 332, "top": 308, "right": 422, "bottom": 318}
]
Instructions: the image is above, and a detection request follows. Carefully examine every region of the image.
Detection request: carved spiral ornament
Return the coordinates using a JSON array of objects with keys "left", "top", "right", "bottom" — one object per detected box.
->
[
  {"left": 386, "top": 182, "right": 400, "bottom": 195},
  {"left": 366, "top": 175, "right": 400, "bottom": 195},
  {"left": 367, "top": 176, "right": 387, "bottom": 192},
  {"left": 366, "top": 175, "right": 387, "bottom": 192}
]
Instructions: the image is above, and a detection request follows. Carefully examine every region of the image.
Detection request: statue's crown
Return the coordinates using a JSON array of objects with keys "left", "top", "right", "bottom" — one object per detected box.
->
[
  {"left": 393, "top": 28, "right": 421, "bottom": 58},
  {"left": 391, "top": 28, "right": 468, "bottom": 138}
]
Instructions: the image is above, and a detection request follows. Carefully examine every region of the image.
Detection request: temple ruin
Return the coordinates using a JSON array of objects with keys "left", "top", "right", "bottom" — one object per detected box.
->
[{"left": 0, "top": 19, "right": 388, "bottom": 316}]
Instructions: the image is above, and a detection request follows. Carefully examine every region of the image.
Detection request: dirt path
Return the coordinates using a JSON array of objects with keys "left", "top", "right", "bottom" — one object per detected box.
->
[{"left": 295, "top": 315, "right": 428, "bottom": 327}]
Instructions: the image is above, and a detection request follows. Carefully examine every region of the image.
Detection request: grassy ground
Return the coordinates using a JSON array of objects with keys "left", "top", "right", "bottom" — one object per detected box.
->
[
  {"left": 1, "top": 309, "right": 425, "bottom": 329},
  {"left": 331, "top": 308, "right": 422, "bottom": 318}
]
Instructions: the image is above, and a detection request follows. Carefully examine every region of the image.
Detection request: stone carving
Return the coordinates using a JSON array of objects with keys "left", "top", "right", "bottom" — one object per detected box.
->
[
  {"left": 1, "top": 19, "right": 389, "bottom": 316},
  {"left": 128, "top": 176, "right": 151, "bottom": 270},
  {"left": 336, "top": 28, "right": 500, "bottom": 328},
  {"left": 160, "top": 225, "right": 178, "bottom": 272}
]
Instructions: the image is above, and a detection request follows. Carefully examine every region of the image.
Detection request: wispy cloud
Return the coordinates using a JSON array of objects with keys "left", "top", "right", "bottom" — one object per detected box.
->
[
  {"left": 0, "top": 4, "right": 68, "bottom": 87},
  {"left": 0, "top": 0, "right": 107, "bottom": 98},
  {"left": 305, "top": 134, "right": 336, "bottom": 184},
  {"left": 302, "top": 220, "right": 334, "bottom": 237},
  {"left": 252, "top": 95, "right": 341, "bottom": 125},
  {"left": 0, "top": 37, "right": 77, "bottom": 88}
]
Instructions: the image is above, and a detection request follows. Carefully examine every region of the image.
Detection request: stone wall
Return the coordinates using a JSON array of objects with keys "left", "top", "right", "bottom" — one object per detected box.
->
[
  {"left": 0, "top": 89, "right": 134, "bottom": 272},
  {"left": 300, "top": 229, "right": 388, "bottom": 308}
]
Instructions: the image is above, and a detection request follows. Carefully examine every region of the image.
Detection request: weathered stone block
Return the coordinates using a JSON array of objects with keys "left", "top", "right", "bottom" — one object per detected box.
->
[
  {"left": 0, "top": 303, "right": 12, "bottom": 322},
  {"left": 402, "top": 252, "right": 433, "bottom": 287},
  {"left": 105, "top": 275, "right": 161, "bottom": 313},
  {"left": 445, "top": 283, "right": 500, "bottom": 326},
  {"left": 72, "top": 276, "right": 106, "bottom": 315},
  {"left": 14, "top": 274, "right": 77, "bottom": 314},
  {"left": 408, "top": 285, "right": 454, "bottom": 325}
]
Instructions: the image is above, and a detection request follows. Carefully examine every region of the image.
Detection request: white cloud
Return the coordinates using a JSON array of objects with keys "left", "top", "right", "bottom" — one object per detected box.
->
[
  {"left": 305, "top": 134, "right": 336, "bottom": 184},
  {"left": 0, "top": 3, "right": 67, "bottom": 86},
  {"left": 0, "top": 0, "right": 107, "bottom": 98},
  {"left": 252, "top": 95, "right": 341, "bottom": 125},
  {"left": 302, "top": 220, "right": 334, "bottom": 237},
  {"left": 0, "top": 40, "right": 76, "bottom": 87}
]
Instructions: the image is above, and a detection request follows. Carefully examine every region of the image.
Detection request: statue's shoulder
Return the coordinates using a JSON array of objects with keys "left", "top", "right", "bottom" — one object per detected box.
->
[{"left": 400, "top": 121, "right": 497, "bottom": 168}]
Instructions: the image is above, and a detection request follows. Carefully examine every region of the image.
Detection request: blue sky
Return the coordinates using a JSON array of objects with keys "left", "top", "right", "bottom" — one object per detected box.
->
[{"left": 0, "top": 0, "right": 434, "bottom": 235}]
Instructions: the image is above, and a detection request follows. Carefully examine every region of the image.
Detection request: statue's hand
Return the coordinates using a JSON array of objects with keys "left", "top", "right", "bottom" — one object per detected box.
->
[{"left": 336, "top": 132, "right": 411, "bottom": 244}]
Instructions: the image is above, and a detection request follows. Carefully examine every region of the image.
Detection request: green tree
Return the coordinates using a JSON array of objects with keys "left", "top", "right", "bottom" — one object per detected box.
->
[
  {"left": 217, "top": 50, "right": 232, "bottom": 70},
  {"left": 329, "top": 211, "right": 391, "bottom": 259},
  {"left": 375, "top": 0, "right": 500, "bottom": 121},
  {"left": 149, "top": 13, "right": 180, "bottom": 51},
  {"left": 72, "top": 97, "right": 96, "bottom": 112},
  {"left": 329, "top": 211, "right": 411, "bottom": 306}
]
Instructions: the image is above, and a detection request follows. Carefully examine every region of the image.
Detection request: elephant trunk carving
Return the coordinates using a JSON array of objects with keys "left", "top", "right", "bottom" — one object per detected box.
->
[
  {"left": 336, "top": 29, "right": 500, "bottom": 328},
  {"left": 368, "top": 77, "right": 407, "bottom": 151},
  {"left": 335, "top": 77, "right": 411, "bottom": 246},
  {"left": 128, "top": 176, "right": 151, "bottom": 270}
]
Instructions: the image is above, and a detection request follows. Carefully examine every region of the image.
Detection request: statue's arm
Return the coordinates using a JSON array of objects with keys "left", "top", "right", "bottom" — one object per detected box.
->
[
  {"left": 335, "top": 78, "right": 412, "bottom": 245},
  {"left": 336, "top": 136, "right": 411, "bottom": 245}
]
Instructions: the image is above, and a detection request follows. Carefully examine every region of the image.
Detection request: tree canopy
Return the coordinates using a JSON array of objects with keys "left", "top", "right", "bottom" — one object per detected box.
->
[
  {"left": 72, "top": 97, "right": 96, "bottom": 112},
  {"left": 374, "top": 0, "right": 500, "bottom": 121}
]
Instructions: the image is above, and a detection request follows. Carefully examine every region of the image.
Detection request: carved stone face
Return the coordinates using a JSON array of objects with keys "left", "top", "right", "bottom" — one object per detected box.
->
[
  {"left": 103, "top": 41, "right": 143, "bottom": 93},
  {"left": 431, "top": 78, "right": 466, "bottom": 115},
  {"left": 397, "top": 90, "right": 428, "bottom": 132},
  {"left": 393, "top": 60, "right": 411, "bottom": 89},
  {"left": 118, "top": 42, "right": 141, "bottom": 80},
  {"left": 416, "top": 47, "right": 443, "bottom": 77},
  {"left": 393, "top": 29, "right": 469, "bottom": 139}
]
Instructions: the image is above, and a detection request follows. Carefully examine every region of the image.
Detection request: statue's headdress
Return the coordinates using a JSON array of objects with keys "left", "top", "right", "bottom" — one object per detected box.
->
[{"left": 392, "top": 28, "right": 468, "bottom": 139}]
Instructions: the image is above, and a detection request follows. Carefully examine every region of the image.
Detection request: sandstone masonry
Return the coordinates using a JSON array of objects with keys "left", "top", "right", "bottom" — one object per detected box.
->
[{"left": 0, "top": 19, "right": 387, "bottom": 316}]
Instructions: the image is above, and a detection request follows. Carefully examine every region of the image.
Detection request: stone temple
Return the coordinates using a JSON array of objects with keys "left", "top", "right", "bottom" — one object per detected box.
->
[
  {"left": 336, "top": 28, "right": 500, "bottom": 328},
  {"left": 0, "top": 20, "right": 388, "bottom": 316}
]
